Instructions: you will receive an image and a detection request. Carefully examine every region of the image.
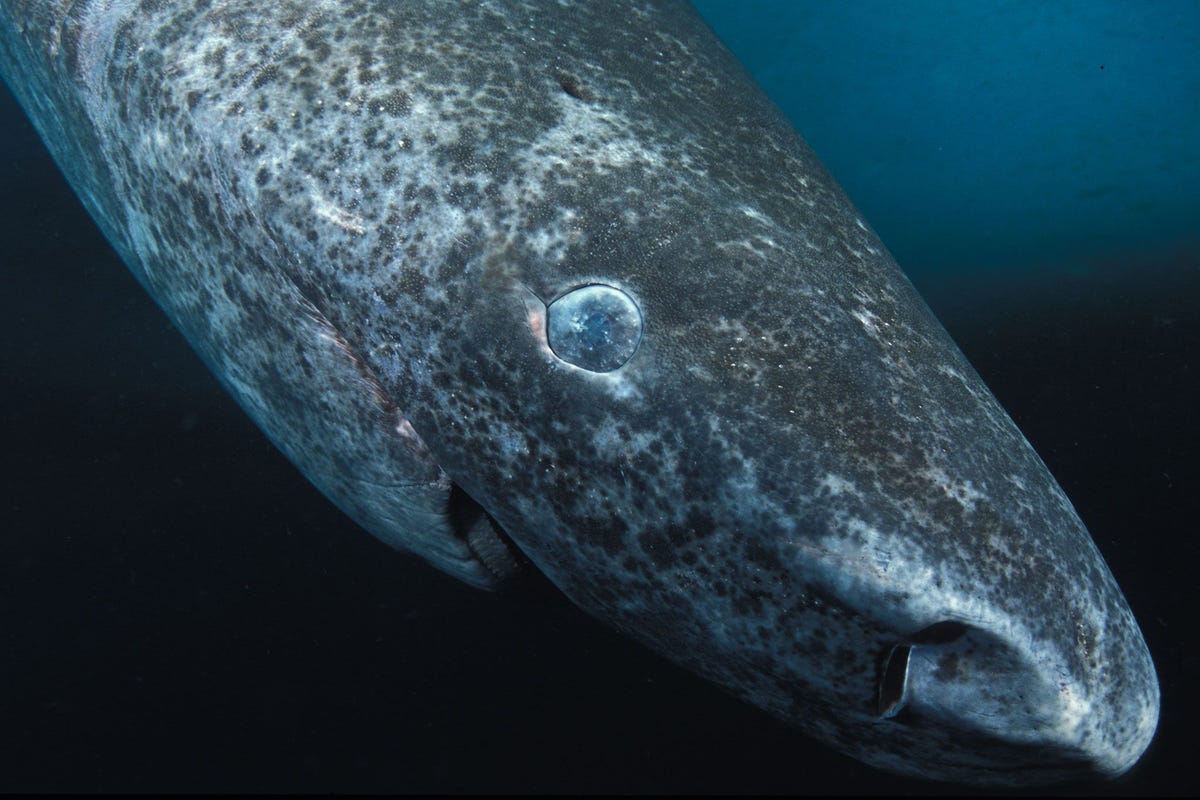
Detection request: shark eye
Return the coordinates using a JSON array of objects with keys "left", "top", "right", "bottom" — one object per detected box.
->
[{"left": 546, "top": 284, "right": 642, "bottom": 372}]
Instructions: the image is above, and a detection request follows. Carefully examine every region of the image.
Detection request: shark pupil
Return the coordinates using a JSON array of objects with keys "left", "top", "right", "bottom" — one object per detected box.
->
[
  {"left": 546, "top": 284, "right": 642, "bottom": 372},
  {"left": 579, "top": 310, "right": 613, "bottom": 346}
]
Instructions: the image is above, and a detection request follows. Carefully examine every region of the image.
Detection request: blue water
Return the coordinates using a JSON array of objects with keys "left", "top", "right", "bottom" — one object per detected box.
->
[
  {"left": 695, "top": 0, "right": 1200, "bottom": 277},
  {"left": 1, "top": 1, "right": 1197, "bottom": 794}
]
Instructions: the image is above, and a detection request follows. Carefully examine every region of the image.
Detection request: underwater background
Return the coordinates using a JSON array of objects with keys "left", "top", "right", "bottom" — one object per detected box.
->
[{"left": 1, "top": 1, "right": 1196, "bottom": 794}]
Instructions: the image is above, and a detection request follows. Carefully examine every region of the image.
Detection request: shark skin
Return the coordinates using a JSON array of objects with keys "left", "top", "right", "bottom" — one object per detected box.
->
[{"left": 0, "top": 0, "right": 1159, "bottom": 785}]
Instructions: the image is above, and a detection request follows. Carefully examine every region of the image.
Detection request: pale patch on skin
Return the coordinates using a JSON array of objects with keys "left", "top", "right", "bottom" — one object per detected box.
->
[
  {"left": 819, "top": 473, "right": 861, "bottom": 498},
  {"left": 919, "top": 464, "right": 988, "bottom": 513},
  {"left": 310, "top": 188, "right": 367, "bottom": 235}
]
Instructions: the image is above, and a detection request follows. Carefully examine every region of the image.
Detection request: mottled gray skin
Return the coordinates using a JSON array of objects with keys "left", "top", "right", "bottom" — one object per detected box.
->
[{"left": 0, "top": 0, "right": 1159, "bottom": 785}]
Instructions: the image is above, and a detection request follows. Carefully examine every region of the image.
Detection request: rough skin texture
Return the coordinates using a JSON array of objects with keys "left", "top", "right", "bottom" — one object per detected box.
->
[{"left": 0, "top": 0, "right": 1159, "bottom": 784}]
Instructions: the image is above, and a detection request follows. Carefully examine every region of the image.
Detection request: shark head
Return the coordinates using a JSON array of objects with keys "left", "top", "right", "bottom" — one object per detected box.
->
[
  {"left": 0, "top": 0, "right": 1158, "bottom": 786},
  {"left": 336, "top": 6, "right": 1160, "bottom": 785},
  {"left": 382, "top": 172, "right": 1159, "bottom": 784}
]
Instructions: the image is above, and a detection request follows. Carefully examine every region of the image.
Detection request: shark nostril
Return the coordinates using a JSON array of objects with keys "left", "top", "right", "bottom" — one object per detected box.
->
[
  {"left": 911, "top": 620, "right": 971, "bottom": 645},
  {"left": 878, "top": 644, "right": 912, "bottom": 719},
  {"left": 879, "top": 620, "right": 972, "bottom": 719}
]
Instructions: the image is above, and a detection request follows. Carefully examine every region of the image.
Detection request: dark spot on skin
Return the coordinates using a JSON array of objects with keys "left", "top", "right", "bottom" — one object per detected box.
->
[
  {"left": 251, "top": 63, "right": 278, "bottom": 89},
  {"left": 744, "top": 538, "right": 774, "bottom": 568},
  {"left": 581, "top": 502, "right": 634, "bottom": 560},
  {"left": 637, "top": 528, "right": 676, "bottom": 569},
  {"left": 372, "top": 88, "right": 412, "bottom": 116},
  {"left": 667, "top": 510, "right": 710, "bottom": 546},
  {"left": 255, "top": 167, "right": 269, "bottom": 186},
  {"left": 240, "top": 132, "right": 264, "bottom": 156},
  {"left": 301, "top": 32, "right": 331, "bottom": 62},
  {"left": 362, "top": 125, "right": 389, "bottom": 150},
  {"left": 935, "top": 651, "right": 962, "bottom": 681},
  {"left": 732, "top": 590, "right": 765, "bottom": 617},
  {"left": 555, "top": 71, "right": 594, "bottom": 102},
  {"left": 203, "top": 44, "right": 226, "bottom": 78}
]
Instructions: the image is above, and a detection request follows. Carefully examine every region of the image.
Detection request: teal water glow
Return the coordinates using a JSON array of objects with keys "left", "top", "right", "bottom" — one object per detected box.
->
[{"left": 694, "top": 0, "right": 1200, "bottom": 277}]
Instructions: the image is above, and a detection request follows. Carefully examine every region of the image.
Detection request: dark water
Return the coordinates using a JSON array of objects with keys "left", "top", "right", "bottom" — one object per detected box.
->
[{"left": 2, "top": 3, "right": 1197, "bottom": 795}]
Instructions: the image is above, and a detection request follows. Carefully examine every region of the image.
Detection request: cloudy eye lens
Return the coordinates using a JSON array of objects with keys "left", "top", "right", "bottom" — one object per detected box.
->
[{"left": 546, "top": 284, "right": 642, "bottom": 372}]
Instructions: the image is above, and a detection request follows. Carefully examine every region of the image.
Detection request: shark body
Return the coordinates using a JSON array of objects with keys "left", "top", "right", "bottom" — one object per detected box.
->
[{"left": 0, "top": 0, "right": 1158, "bottom": 784}]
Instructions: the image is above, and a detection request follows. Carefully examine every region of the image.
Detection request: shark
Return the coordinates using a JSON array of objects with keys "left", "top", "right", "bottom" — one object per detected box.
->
[{"left": 0, "top": 0, "right": 1159, "bottom": 785}]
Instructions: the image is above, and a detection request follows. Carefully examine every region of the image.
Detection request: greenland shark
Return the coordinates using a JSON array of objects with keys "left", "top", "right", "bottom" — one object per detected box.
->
[{"left": 0, "top": 0, "right": 1158, "bottom": 785}]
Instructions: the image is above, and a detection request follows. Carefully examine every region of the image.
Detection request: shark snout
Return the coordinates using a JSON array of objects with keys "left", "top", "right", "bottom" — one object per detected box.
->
[{"left": 876, "top": 613, "right": 1158, "bottom": 782}]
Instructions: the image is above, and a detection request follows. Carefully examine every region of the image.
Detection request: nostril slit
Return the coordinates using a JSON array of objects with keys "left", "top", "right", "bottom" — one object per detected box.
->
[
  {"left": 878, "top": 644, "right": 912, "bottom": 718},
  {"left": 878, "top": 620, "right": 970, "bottom": 719},
  {"left": 910, "top": 619, "right": 971, "bottom": 644}
]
